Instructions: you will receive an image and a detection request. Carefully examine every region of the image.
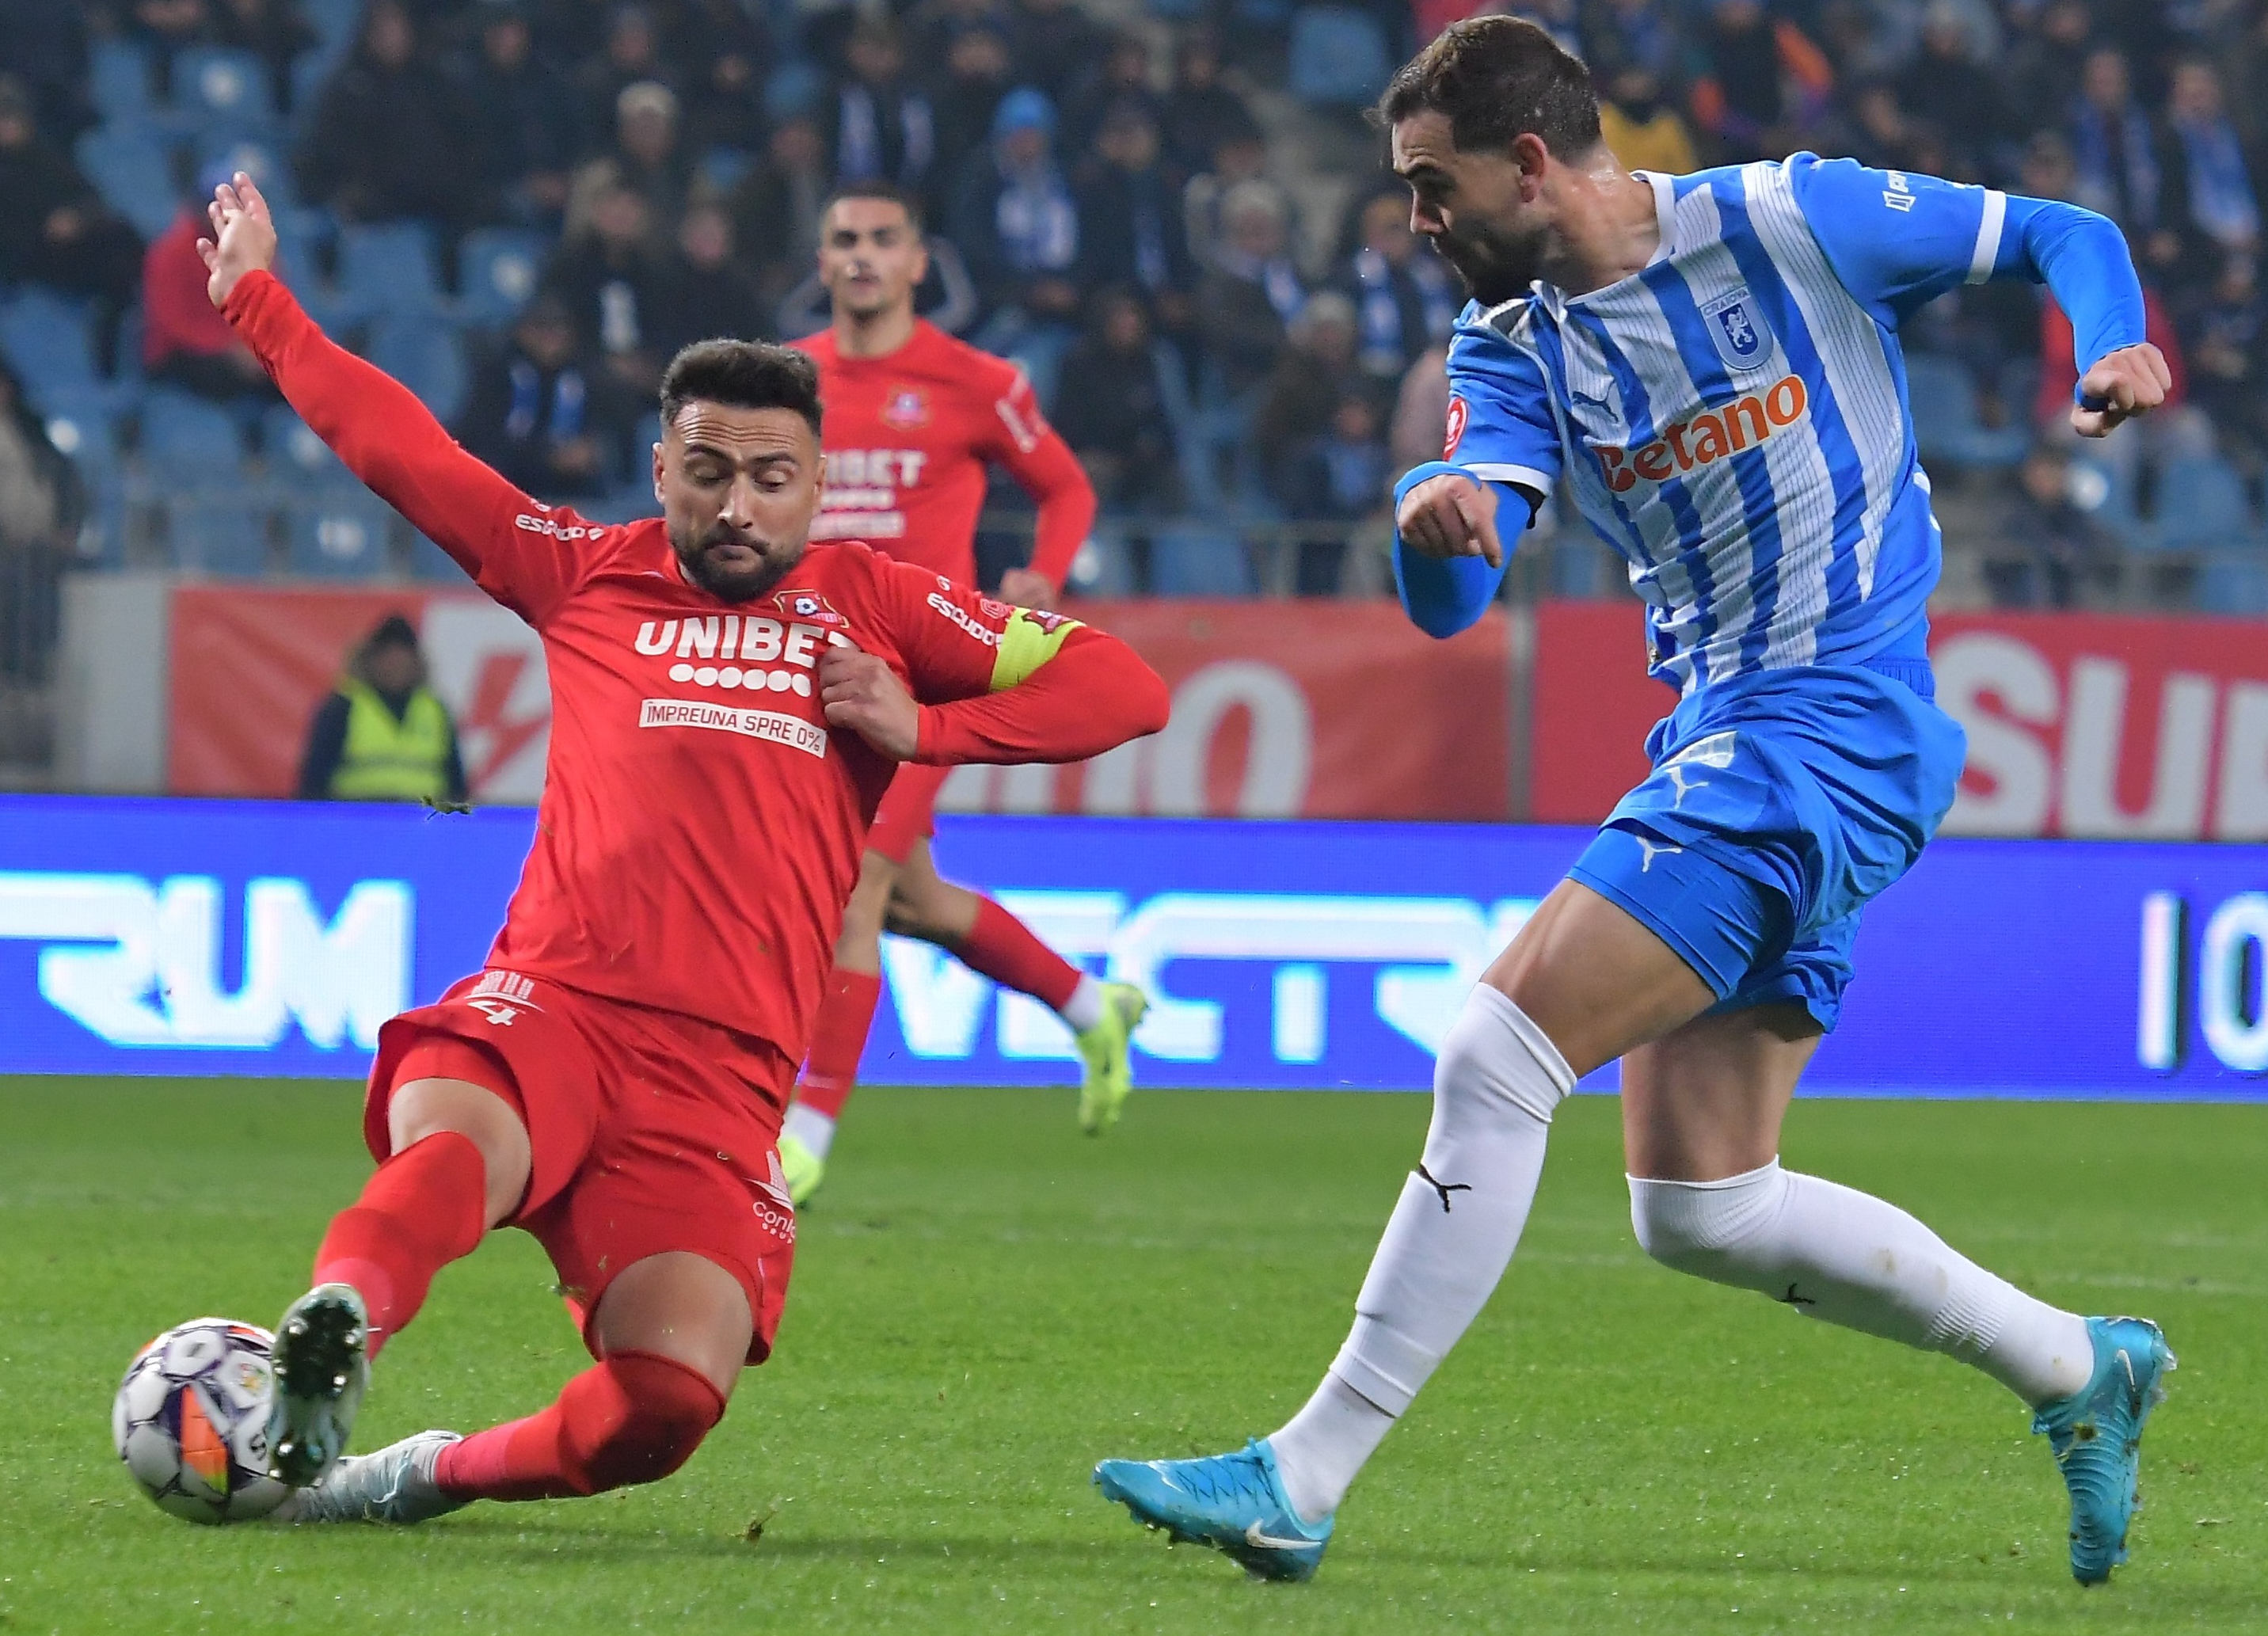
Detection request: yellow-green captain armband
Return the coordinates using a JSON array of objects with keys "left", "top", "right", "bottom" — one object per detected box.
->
[{"left": 989, "top": 608, "right": 1084, "bottom": 691}]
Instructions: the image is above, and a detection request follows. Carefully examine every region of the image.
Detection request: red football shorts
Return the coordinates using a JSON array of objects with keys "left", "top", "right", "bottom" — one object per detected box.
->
[
  {"left": 866, "top": 761, "right": 952, "bottom": 866},
  {"left": 363, "top": 970, "right": 797, "bottom": 1365}
]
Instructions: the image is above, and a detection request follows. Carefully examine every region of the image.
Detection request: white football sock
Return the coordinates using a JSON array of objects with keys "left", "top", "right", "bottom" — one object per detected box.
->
[
  {"left": 1627, "top": 1162, "right": 2094, "bottom": 1405},
  {"left": 781, "top": 1101, "right": 836, "bottom": 1162},
  {"left": 1269, "top": 986, "right": 1573, "bottom": 1523},
  {"left": 1058, "top": 974, "right": 1108, "bottom": 1033}
]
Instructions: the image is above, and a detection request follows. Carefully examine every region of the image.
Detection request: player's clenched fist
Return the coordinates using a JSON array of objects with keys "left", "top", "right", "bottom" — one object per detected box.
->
[
  {"left": 2072, "top": 342, "right": 2172, "bottom": 439},
  {"left": 196, "top": 172, "right": 279, "bottom": 309},
  {"left": 1397, "top": 472, "right": 1505, "bottom": 569},
  {"left": 820, "top": 646, "right": 921, "bottom": 759}
]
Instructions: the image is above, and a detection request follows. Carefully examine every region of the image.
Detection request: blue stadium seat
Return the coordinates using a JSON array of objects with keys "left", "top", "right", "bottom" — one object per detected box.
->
[
  {"left": 290, "top": 51, "right": 340, "bottom": 132},
  {"left": 40, "top": 394, "right": 127, "bottom": 565},
  {"left": 1905, "top": 354, "right": 2026, "bottom": 468},
  {"left": 409, "top": 532, "right": 472, "bottom": 584},
  {"left": 456, "top": 226, "right": 551, "bottom": 328},
  {"left": 2156, "top": 455, "right": 2255, "bottom": 552},
  {"left": 262, "top": 405, "right": 353, "bottom": 488},
  {"left": 89, "top": 40, "right": 157, "bottom": 127},
  {"left": 169, "top": 500, "right": 273, "bottom": 575},
  {"left": 139, "top": 390, "right": 245, "bottom": 482},
  {"left": 0, "top": 290, "right": 100, "bottom": 397},
  {"left": 302, "top": 0, "right": 366, "bottom": 64},
  {"left": 336, "top": 223, "right": 442, "bottom": 315},
  {"left": 171, "top": 48, "right": 278, "bottom": 135},
  {"left": 1151, "top": 524, "right": 1254, "bottom": 595},
  {"left": 196, "top": 131, "right": 299, "bottom": 208},
  {"left": 286, "top": 495, "right": 394, "bottom": 578},
  {"left": 366, "top": 317, "right": 470, "bottom": 422},
  {"left": 1288, "top": 6, "right": 1391, "bottom": 105},
  {"left": 75, "top": 124, "right": 182, "bottom": 242},
  {"left": 2198, "top": 553, "right": 2268, "bottom": 616}
]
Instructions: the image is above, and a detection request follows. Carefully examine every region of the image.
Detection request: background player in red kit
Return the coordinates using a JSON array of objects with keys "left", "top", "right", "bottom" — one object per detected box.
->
[
  {"left": 779, "top": 181, "right": 1149, "bottom": 1204},
  {"left": 189, "top": 174, "right": 1167, "bottom": 1524}
]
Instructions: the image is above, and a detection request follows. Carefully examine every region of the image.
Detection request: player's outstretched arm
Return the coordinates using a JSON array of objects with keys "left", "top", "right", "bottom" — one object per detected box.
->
[
  {"left": 1392, "top": 460, "right": 1516, "bottom": 639},
  {"left": 987, "top": 371, "right": 1096, "bottom": 608},
  {"left": 831, "top": 561, "right": 1168, "bottom": 764},
  {"left": 200, "top": 174, "right": 580, "bottom": 621}
]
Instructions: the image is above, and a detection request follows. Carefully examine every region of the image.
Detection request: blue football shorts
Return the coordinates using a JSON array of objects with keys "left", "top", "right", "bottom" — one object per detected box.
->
[{"left": 1566, "top": 659, "right": 1966, "bottom": 1033}]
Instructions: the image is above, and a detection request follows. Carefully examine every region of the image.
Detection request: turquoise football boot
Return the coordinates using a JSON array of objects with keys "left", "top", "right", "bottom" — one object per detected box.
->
[
  {"left": 1093, "top": 1439, "right": 1332, "bottom": 1581},
  {"left": 265, "top": 1283, "right": 370, "bottom": 1486},
  {"left": 2032, "top": 1315, "right": 2175, "bottom": 1585}
]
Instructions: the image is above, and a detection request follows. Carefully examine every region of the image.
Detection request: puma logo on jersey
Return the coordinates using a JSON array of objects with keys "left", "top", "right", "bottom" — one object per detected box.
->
[{"left": 1593, "top": 375, "right": 1809, "bottom": 493}]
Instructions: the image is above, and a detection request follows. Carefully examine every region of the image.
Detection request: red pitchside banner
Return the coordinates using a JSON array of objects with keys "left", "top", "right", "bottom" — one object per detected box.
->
[
  {"left": 1526, "top": 601, "right": 2268, "bottom": 839},
  {"left": 166, "top": 590, "right": 1514, "bottom": 820}
]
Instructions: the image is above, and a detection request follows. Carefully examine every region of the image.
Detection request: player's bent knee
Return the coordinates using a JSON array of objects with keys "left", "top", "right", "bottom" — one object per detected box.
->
[
  {"left": 1433, "top": 987, "right": 1573, "bottom": 1129},
  {"left": 557, "top": 1351, "right": 727, "bottom": 1496},
  {"left": 1626, "top": 1167, "right": 1788, "bottom": 1284}
]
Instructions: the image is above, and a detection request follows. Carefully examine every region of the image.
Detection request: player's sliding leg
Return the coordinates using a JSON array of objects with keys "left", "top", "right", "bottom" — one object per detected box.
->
[
  {"left": 268, "top": 1059, "right": 531, "bottom": 1486},
  {"left": 280, "top": 1251, "right": 749, "bottom": 1524},
  {"left": 886, "top": 839, "right": 1147, "bottom": 1135}
]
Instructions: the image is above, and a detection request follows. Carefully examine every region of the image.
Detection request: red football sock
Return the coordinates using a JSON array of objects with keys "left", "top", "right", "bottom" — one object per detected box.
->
[
  {"left": 955, "top": 896, "right": 1082, "bottom": 1012},
  {"left": 793, "top": 967, "right": 882, "bottom": 1120},
  {"left": 433, "top": 1350, "right": 725, "bottom": 1501},
  {"left": 311, "top": 1131, "right": 486, "bottom": 1360}
]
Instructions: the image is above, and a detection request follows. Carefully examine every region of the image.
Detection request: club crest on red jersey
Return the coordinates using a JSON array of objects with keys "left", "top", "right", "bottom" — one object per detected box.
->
[
  {"left": 880, "top": 387, "right": 929, "bottom": 429},
  {"left": 1444, "top": 394, "right": 1468, "bottom": 458},
  {"left": 773, "top": 590, "right": 847, "bottom": 626}
]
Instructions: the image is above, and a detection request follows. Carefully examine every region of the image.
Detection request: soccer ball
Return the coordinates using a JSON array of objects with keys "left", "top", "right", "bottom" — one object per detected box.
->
[{"left": 112, "top": 1318, "right": 291, "bottom": 1524}]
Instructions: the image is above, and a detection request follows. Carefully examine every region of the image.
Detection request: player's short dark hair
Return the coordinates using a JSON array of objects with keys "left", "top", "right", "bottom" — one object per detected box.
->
[
  {"left": 659, "top": 340, "right": 823, "bottom": 437},
  {"left": 820, "top": 179, "right": 925, "bottom": 237},
  {"left": 1374, "top": 16, "right": 1601, "bottom": 162}
]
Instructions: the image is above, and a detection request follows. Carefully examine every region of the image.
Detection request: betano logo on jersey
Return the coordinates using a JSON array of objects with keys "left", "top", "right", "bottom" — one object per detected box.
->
[{"left": 1592, "top": 374, "right": 1809, "bottom": 494}]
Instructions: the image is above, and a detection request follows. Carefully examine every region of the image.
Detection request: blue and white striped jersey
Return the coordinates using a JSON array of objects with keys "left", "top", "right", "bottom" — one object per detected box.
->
[{"left": 1418, "top": 153, "right": 2142, "bottom": 693}]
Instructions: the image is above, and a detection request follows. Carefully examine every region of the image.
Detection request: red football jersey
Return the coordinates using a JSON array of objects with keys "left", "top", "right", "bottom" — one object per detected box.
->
[
  {"left": 226, "top": 272, "right": 1166, "bottom": 1079},
  {"left": 793, "top": 320, "right": 1094, "bottom": 588}
]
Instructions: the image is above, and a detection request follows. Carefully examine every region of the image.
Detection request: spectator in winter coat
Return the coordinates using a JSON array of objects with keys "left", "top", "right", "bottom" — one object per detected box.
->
[
  {"left": 1073, "top": 103, "right": 1195, "bottom": 331},
  {"left": 1195, "top": 180, "right": 1307, "bottom": 399},
  {"left": 949, "top": 87, "right": 1081, "bottom": 336},
  {"left": 300, "top": 2, "right": 476, "bottom": 226}
]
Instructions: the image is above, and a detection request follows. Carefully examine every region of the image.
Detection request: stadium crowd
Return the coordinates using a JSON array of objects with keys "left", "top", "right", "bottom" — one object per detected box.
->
[{"left": 2, "top": 0, "right": 2268, "bottom": 656}]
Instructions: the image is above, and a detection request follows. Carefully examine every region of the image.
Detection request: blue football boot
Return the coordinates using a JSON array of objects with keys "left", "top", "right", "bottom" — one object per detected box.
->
[
  {"left": 2031, "top": 1315, "right": 2175, "bottom": 1585},
  {"left": 1093, "top": 1439, "right": 1333, "bottom": 1582}
]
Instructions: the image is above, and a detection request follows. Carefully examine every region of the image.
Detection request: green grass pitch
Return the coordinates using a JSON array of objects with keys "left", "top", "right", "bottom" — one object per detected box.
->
[{"left": 5, "top": 1077, "right": 2267, "bottom": 1633}]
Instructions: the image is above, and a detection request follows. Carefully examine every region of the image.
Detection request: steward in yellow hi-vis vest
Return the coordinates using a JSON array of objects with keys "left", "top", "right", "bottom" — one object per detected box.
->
[{"left": 296, "top": 613, "right": 468, "bottom": 803}]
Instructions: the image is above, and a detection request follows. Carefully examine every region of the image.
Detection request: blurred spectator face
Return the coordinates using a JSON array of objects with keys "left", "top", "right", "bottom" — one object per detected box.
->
[
  {"left": 771, "top": 116, "right": 823, "bottom": 169},
  {"left": 0, "top": 90, "right": 30, "bottom": 153},
  {"left": 1852, "top": 85, "right": 1904, "bottom": 146},
  {"left": 1176, "top": 36, "right": 1220, "bottom": 89},
  {"left": 2042, "top": 0, "right": 2090, "bottom": 48},
  {"left": 1332, "top": 394, "right": 1379, "bottom": 444},
  {"left": 1097, "top": 109, "right": 1160, "bottom": 172},
  {"left": 2021, "top": 133, "right": 2076, "bottom": 200},
  {"left": 135, "top": 0, "right": 208, "bottom": 38},
  {"left": 618, "top": 86, "right": 678, "bottom": 165},
  {"left": 2021, "top": 447, "right": 2069, "bottom": 508},
  {"left": 999, "top": 123, "right": 1050, "bottom": 172},
  {"left": 2083, "top": 48, "right": 2130, "bottom": 114},
  {"left": 1360, "top": 192, "right": 1416, "bottom": 264},
  {"left": 483, "top": 14, "right": 532, "bottom": 71},
  {"left": 947, "top": 29, "right": 1011, "bottom": 86},
  {"left": 1102, "top": 37, "right": 1149, "bottom": 93},
  {"left": 516, "top": 300, "right": 577, "bottom": 368},
  {"left": 365, "top": 638, "right": 423, "bottom": 698},
  {"left": 2171, "top": 62, "right": 2225, "bottom": 124},
  {"left": 1711, "top": 0, "right": 1764, "bottom": 33},
  {"left": 817, "top": 196, "right": 928, "bottom": 320},
  {"left": 609, "top": 8, "right": 660, "bottom": 74},
  {"left": 1920, "top": 4, "right": 1969, "bottom": 61},
  {"left": 1211, "top": 134, "right": 1267, "bottom": 185},
  {"left": 1292, "top": 295, "right": 1357, "bottom": 364},
  {"left": 365, "top": 2, "right": 415, "bottom": 70},
  {"left": 1098, "top": 293, "right": 1149, "bottom": 351},
  {"left": 593, "top": 185, "right": 651, "bottom": 250},
  {"left": 847, "top": 29, "right": 904, "bottom": 87},
  {"left": 1606, "top": 65, "right": 1663, "bottom": 119},
  {"left": 1224, "top": 194, "right": 1287, "bottom": 262},
  {"left": 679, "top": 205, "right": 733, "bottom": 271}
]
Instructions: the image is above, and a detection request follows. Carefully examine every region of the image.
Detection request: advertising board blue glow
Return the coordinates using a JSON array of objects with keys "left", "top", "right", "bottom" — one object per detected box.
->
[{"left": 2, "top": 795, "right": 2264, "bottom": 1098}]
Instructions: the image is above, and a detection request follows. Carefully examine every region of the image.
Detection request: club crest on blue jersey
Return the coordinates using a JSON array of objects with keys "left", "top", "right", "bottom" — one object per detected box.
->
[{"left": 1701, "top": 287, "right": 1771, "bottom": 373}]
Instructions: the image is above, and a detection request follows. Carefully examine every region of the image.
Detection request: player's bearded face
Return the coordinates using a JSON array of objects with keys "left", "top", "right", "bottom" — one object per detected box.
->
[
  {"left": 1429, "top": 215, "right": 1547, "bottom": 306},
  {"left": 656, "top": 405, "right": 817, "bottom": 603},
  {"left": 1391, "top": 115, "right": 1546, "bottom": 306}
]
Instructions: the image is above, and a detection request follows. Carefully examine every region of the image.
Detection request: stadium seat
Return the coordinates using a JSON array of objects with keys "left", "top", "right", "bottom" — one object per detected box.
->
[
  {"left": 301, "top": 0, "right": 366, "bottom": 64},
  {"left": 261, "top": 405, "right": 353, "bottom": 487},
  {"left": 1905, "top": 354, "right": 2026, "bottom": 469},
  {"left": 169, "top": 499, "right": 273, "bottom": 576},
  {"left": 171, "top": 48, "right": 278, "bottom": 135},
  {"left": 285, "top": 494, "right": 394, "bottom": 578},
  {"left": 139, "top": 390, "right": 245, "bottom": 482},
  {"left": 90, "top": 40, "right": 158, "bottom": 127},
  {"left": 366, "top": 317, "right": 470, "bottom": 423},
  {"left": 1287, "top": 6, "right": 1391, "bottom": 106},
  {"left": 1150, "top": 524, "right": 1254, "bottom": 595},
  {"left": 2155, "top": 455, "right": 2255, "bottom": 552},
  {"left": 336, "top": 223, "right": 442, "bottom": 316},
  {"left": 195, "top": 131, "right": 298, "bottom": 208},
  {"left": 2197, "top": 552, "right": 2268, "bottom": 616},
  {"left": 41, "top": 394, "right": 127, "bottom": 565},
  {"left": 456, "top": 226, "right": 552, "bottom": 328},
  {"left": 0, "top": 290, "right": 100, "bottom": 397},
  {"left": 74, "top": 124, "right": 183, "bottom": 242},
  {"left": 289, "top": 51, "right": 340, "bottom": 133}
]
